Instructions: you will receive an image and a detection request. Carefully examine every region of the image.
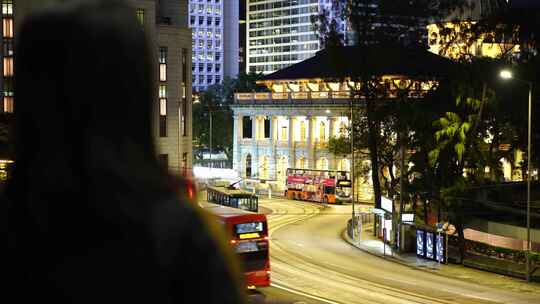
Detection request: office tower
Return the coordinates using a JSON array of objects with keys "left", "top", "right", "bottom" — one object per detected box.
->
[
  {"left": 246, "top": 0, "right": 323, "bottom": 75},
  {"left": 5, "top": 0, "right": 193, "bottom": 175},
  {"left": 1, "top": 0, "right": 13, "bottom": 114},
  {"left": 189, "top": 0, "right": 239, "bottom": 93},
  {"left": 239, "top": 0, "right": 247, "bottom": 74}
]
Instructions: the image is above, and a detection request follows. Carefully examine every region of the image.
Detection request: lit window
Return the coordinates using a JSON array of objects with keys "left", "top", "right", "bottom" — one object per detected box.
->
[
  {"left": 3, "top": 57, "right": 12, "bottom": 77},
  {"left": 136, "top": 8, "right": 144, "bottom": 25},
  {"left": 159, "top": 47, "right": 167, "bottom": 82},
  {"left": 159, "top": 85, "right": 167, "bottom": 98},
  {"left": 2, "top": 17, "right": 12, "bottom": 38},
  {"left": 159, "top": 64, "right": 167, "bottom": 81},
  {"left": 2, "top": 0, "right": 13, "bottom": 16},
  {"left": 3, "top": 96, "right": 13, "bottom": 113},
  {"left": 159, "top": 47, "right": 167, "bottom": 64},
  {"left": 160, "top": 98, "right": 167, "bottom": 116}
]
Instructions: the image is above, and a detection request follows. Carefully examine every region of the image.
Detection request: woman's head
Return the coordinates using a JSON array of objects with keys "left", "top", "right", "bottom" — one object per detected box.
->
[{"left": 12, "top": 0, "right": 169, "bottom": 204}]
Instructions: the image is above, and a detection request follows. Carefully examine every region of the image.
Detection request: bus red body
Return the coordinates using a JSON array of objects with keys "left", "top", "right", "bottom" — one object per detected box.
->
[
  {"left": 198, "top": 201, "right": 271, "bottom": 288},
  {"left": 285, "top": 168, "right": 352, "bottom": 204}
]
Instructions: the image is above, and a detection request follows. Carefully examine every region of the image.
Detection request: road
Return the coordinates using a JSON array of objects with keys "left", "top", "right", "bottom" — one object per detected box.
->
[{"left": 254, "top": 197, "right": 540, "bottom": 304}]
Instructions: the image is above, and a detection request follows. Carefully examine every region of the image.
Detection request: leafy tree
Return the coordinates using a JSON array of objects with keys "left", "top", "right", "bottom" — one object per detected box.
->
[
  {"left": 313, "top": 0, "right": 469, "bottom": 211},
  {"left": 432, "top": 2, "right": 540, "bottom": 174},
  {"left": 192, "top": 73, "right": 268, "bottom": 163},
  {"left": 327, "top": 136, "right": 350, "bottom": 157}
]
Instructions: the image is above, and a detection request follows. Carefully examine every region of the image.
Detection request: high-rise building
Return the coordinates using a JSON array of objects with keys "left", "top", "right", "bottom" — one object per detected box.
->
[
  {"left": 246, "top": 0, "right": 322, "bottom": 75},
  {"left": 239, "top": 0, "right": 247, "bottom": 74},
  {"left": 1, "top": 0, "right": 13, "bottom": 114},
  {"left": 188, "top": 0, "right": 239, "bottom": 93},
  {"left": 6, "top": 0, "right": 193, "bottom": 175}
]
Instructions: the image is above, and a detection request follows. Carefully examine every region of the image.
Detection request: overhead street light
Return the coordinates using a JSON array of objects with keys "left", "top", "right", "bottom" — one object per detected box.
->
[
  {"left": 499, "top": 69, "right": 533, "bottom": 282},
  {"left": 499, "top": 70, "right": 513, "bottom": 80}
]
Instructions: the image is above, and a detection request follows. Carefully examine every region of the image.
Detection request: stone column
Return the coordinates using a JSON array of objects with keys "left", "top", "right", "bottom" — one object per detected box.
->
[
  {"left": 233, "top": 114, "right": 242, "bottom": 173},
  {"left": 328, "top": 117, "right": 337, "bottom": 139},
  {"left": 307, "top": 116, "right": 316, "bottom": 169},
  {"left": 288, "top": 116, "right": 295, "bottom": 169},
  {"left": 271, "top": 116, "right": 278, "bottom": 141},
  {"left": 328, "top": 117, "right": 338, "bottom": 170},
  {"left": 271, "top": 116, "right": 278, "bottom": 179},
  {"left": 251, "top": 115, "right": 257, "bottom": 140},
  {"left": 258, "top": 117, "right": 264, "bottom": 140},
  {"left": 248, "top": 116, "right": 257, "bottom": 178}
]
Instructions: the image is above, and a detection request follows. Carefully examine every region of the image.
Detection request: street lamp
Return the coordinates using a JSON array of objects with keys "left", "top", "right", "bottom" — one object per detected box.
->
[{"left": 499, "top": 69, "right": 533, "bottom": 282}]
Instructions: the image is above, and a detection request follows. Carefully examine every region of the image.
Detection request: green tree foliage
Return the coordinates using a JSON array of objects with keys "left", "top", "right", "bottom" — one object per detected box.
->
[
  {"left": 327, "top": 136, "right": 350, "bottom": 156},
  {"left": 313, "top": 0, "right": 469, "bottom": 209},
  {"left": 192, "top": 73, "right": 267, "bottom": 162}
]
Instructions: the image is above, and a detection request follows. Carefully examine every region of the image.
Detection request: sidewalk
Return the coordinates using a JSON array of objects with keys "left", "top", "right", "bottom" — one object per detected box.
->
[
  {"left": 343, "top": 223, "right": 540, "bottom": 292},
  {"left": 344, "top": 223, "right": 443, "bottom": 270}
]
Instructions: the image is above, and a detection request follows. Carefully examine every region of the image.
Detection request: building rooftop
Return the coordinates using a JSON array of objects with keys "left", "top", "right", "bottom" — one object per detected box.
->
[{"left": 258, "top": 44, "right": 458, "bottom": 82}]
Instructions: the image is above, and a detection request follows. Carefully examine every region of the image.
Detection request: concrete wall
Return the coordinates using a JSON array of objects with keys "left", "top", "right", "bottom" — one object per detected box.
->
[{"left": 467, "top": 219, "right": 540, "bottom": 251}]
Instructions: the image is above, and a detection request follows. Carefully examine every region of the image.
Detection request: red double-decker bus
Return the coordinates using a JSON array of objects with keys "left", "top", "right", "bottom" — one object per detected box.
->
[
  {"left": 285, "top": 168, "right": 352, "bottom": 204},
  {"left": 198, "top": 201, "right": 271, "bottom": 289}
]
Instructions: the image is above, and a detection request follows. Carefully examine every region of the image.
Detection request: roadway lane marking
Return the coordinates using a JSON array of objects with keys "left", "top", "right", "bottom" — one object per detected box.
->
[{"left": 271, "top": 281, "right": 344, "bottom": 304}]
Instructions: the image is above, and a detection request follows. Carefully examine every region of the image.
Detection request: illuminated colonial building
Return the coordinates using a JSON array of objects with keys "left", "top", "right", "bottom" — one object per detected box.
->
[
  {"left": 9, "top": 0, "right": 193, "bottom": 175},
  {"left": 232, "top": 45, "right": 452, "bottom": 191}
]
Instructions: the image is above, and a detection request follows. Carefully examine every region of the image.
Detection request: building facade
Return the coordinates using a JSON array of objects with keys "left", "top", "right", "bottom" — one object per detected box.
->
[
  {"left": 231, "top": 93, "right": 352, "bottom": 190},
  {"left": 246, "top": 0, "right": 342, "bottom": 74},
  {"left": 7, "top": 0, "right": 193, "bottom": 175},
  {"left": 232, "top": 45, "right": 450, "bottom": 195},
  {"left": 1, "top": 0, "right": 13, "bottom": 114},
  {"left": 246, "top": 0, "right": 321, "bottom": 75},
  {"left": 188, "top": 0, "right": 239, "bottom": 92}
]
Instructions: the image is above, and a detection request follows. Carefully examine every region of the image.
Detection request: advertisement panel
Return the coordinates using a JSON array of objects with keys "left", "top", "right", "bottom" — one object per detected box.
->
[
  {"left": 416, "top": 230, "right": 425, "bottom": 257},
  {"left": 436, "top": 233, "right": 446, "bottom": 263},
  {"left": 426, "top": 232, "right": 434, "bottom": 259}
]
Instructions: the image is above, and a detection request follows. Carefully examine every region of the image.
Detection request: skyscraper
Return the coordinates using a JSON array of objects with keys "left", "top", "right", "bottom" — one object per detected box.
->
[
  {"left": 1, "top": 0, "right": 13, "bottom": 114},
  {"left": 246, "top": 0, "right": 322, "bottom": 75},
  {"left": 189, "top": 0, "right": 239, "bottom": 93}
]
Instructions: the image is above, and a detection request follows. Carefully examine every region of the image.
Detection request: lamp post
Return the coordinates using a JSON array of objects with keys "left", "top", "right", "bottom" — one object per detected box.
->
[
  {"left": 350, "top": 97, "right": 356, "bottom": 240},
  {"left": 500, "top": 69, "right": 533, "bottom": 282}
]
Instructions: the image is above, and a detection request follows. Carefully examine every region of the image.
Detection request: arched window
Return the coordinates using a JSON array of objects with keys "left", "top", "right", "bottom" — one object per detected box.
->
[
  {"left": 317, "top": 157, "right": 328, "bottom": 170},
  {"left": 281, "top": 125, "right": 288, "bottom": 141},
  {"left": 319, "top": 121, "right": 326, "bottom": 141},
  {"left": 245, "top": 154, "right": 252, "bottom": 177}
]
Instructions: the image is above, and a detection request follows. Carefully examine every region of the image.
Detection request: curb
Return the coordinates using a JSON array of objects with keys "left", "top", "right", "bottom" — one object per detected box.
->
[
  {"left": 341, "top": 228, "right": 540, "bottom": 284},
  {"left": 340, "top": 229, "right": 453, "bottom": 276}
]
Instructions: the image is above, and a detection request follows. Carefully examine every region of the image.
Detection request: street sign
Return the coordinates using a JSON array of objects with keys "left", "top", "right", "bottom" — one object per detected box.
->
[
  {"left": 381, "top": 196, "right": 393, "bottom": 213},
  {"left": 370, "top": 208, "right": 386, "bottom": 216},
  {"left": 401, "top": 213, "right": 415, "bottom": 223}
]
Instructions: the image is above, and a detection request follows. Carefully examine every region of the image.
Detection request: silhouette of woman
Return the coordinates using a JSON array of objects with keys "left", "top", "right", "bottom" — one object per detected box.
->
[{"left": 6, "top": 0, "right": 246, "bottom": 302}]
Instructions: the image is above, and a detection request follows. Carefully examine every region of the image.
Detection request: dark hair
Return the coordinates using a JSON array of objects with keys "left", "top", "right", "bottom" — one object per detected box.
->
[{"left": 10, "top": 0, "right": 172, "bottom": 228}]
